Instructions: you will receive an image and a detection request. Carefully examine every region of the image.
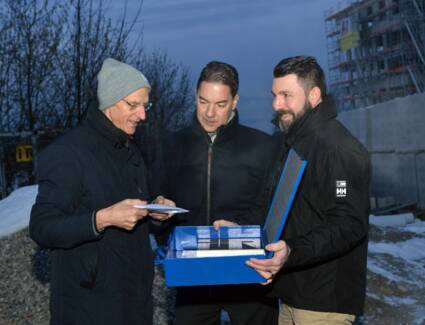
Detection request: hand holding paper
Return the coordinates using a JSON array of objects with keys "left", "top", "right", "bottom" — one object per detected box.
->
[
  {"left": 96, "top": 199, "right": 148, "bottom": 231},
  {"left": 134, "top": 196, "right": 188, "bottom": 221}
]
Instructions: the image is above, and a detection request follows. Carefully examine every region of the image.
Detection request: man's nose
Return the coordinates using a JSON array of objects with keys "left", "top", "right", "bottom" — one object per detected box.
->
[
  {"left": 273, "top": 96, "right": 285, "bottom": 111},
  {"left": 137, "top": 107, "right": 146, "bottom": 121},
  {"left": 205, "top": 105, "right": 215, "bottom": 117}
]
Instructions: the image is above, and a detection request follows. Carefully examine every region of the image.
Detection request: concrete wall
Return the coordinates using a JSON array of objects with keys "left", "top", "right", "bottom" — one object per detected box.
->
[{"left": 338, "top": 92, "right": 425, "bottom": 209}]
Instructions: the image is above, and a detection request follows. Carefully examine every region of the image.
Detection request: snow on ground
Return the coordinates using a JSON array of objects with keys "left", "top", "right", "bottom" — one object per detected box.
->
[
  {"left": 405, "top": 219, "right": 425, "bottom": 234},
  {"left": 367, "top": 218, "right": 425, "bottom": 325},
  {"left": 0, "top": 185, "right": 38, "bottom": 239}
]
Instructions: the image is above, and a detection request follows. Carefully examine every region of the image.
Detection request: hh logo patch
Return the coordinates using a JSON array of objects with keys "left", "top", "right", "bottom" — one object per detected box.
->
[{"left": 336, "top": 180, "right": 347, "bottom": 198}]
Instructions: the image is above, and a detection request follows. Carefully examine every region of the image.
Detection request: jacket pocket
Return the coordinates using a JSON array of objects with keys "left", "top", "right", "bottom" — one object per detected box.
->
[{"left": 77, "top": 243, "right": 100, "bottom": 290}]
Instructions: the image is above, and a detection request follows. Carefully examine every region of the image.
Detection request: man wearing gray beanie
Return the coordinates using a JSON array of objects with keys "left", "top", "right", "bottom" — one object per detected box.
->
[
  {"left": 30, "top": 58, "right": 175, "bottom": 325},
  {"left": 98, "top": 57, "right": 152, "bottom": 135}
]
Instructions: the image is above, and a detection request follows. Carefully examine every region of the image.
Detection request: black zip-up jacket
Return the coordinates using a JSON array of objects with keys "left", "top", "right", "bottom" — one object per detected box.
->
[
  {"left": 30, "top": 107, "right": 154, "bottom": 324},
  {"left": 161, "top": 111, "right": 276, "bottom": 229},
  {"left": 158, "top": 111, "right": 278, "bottom": 308},
  {"left": 264, "top": 97, "right": 370, "bottom": 315}
]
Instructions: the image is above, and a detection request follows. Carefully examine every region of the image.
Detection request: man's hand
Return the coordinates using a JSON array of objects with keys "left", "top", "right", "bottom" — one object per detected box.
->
[
  {"left": 96, "top": 199, "right": 148, "bottom": 231},
  {"left": 212, "top": 219, "right": 238, "bottom": 230},
  {"left": 246, "top": 240, "right": 291, "bottom": 285},
  {"left": 149, "top": 195, "right": 176, "bottom": 221}
]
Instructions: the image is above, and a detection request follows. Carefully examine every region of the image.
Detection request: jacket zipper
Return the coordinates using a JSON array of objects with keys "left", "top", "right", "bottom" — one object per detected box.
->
[{"left": 206, "top": 143, "right": 213, "bottom": 225}]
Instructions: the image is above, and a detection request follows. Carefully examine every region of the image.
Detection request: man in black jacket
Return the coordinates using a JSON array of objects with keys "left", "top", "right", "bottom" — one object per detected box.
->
[
  {"left": 30, "top": 58, "right": 174, "bottom": 325},
  {"left": 247, "top": 56, "right": 370, "bottom": 324},
  {"left": 160, "top": 61, "right": 278, "bottom": 325}
]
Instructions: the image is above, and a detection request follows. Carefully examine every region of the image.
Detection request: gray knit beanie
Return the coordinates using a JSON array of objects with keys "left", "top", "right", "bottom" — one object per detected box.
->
[{"left": 97, "top": 58, "right": 151, "bottom": 111}]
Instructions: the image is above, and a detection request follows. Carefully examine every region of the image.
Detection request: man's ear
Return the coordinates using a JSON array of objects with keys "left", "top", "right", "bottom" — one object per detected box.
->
[
  {"left": 308, "top": 87, "right": 322, "bottom": 108},
  {"left": 232, "top": 94, "right": 240, "bottom": 110},
  {"left": 103, "top": 106, "right": 112, "bottom": 120}
]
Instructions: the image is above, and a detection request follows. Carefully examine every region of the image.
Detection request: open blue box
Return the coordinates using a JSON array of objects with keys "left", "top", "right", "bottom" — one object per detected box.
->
[{"left": 162, "top": 149, "right": 307, "bottom": 287}]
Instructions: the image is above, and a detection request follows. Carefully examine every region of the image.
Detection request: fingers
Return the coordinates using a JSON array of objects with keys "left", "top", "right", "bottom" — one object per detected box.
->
[
  {"left": 245, "top": 240, "right": 290, "bottom": 281},
  {"left": 125, "top": 198, "right": 147, "bottom": 206},
  {"left": 149, "top": 196, "right": 175, "bottom": 222},
  {"left": 150, "top": 212, "right": 174, "bottom": 221},
  {"left": 153, "top": 196, "right": 176, "bottom": 207},
  {"left": 246, "top": 268, "right": 275, "bottom": 286},
  {"left": 212, "top": 220, "right": 221, "bottom": 230},
  {"left": 132, "top": 206, "right": 148, "bottom": 218},
  {"left": 247, "top": 264, "right": 277, "bottom": 285},
  {"left": 153, "top": 195, "right": 165, "bottom": 204},
  {"left": 245, "top": 258, "right": 281, "bottom": 275},
  {"left": 265, "top": 240, "right": 287, "bottom": 252},
  {"left": 162, "top": 198, "right": 176, "bottom": 207},
  {"left": 108, "top": 199, "right": 149, "bottom": 231},
  {"left": 123, "top": 216, "right": 139, "bottom": 231},
  {"left": 257, "top": 269, "right": 275, "bottom": 285},
  {"left": 122, "top": 206, "right": 148, "bottom": 230},
  {"left": 104, "top": 197, "right": 178, "bottom": 231},
  {"left": 213, "top": 219, "right": 238, "bottom": 230}
]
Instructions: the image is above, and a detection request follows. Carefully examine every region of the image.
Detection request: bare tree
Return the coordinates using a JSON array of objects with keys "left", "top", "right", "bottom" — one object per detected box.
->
[
  {"left": 0, "top": 0, "right": 192, "bottom": 132},
  {"left": 1, "top": 0, "right": 63, "bottom": 132},
  {"left": 135, "top": 50, "right": 194, "bottom": 195},
  {"left": 51, "top": 1, "right": 194, "bottom": 182},
  {"left": 137, "top": 50, "right": 194, "bottom": 132},
  {"left": 53, "top": 0, "right": 145, "bottom": 128},
  {"left": 0, "top": 14, "right": 13, "bottom": 132}
]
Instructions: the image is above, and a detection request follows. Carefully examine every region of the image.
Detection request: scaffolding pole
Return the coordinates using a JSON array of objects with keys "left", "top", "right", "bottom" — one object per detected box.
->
[{"left": 403, "top": 19, "right": 425, "bottom": 66}]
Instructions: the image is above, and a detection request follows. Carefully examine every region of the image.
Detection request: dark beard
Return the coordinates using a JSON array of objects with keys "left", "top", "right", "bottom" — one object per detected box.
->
[{"left": 273, "top": 101, "right": 312, "bottom": 133}]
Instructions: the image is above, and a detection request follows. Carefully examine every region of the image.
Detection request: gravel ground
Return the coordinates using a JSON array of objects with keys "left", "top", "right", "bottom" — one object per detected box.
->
[
  {"left": 0, "top": 229, "right": 175, "bottom": 325},
  {"left": 1, "top": 226, "right": 424, "bottom": 325}
]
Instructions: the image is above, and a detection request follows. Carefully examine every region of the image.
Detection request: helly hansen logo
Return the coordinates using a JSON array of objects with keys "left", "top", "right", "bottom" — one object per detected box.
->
[{"left": 336, "top": 180, "right": 347, "bottom": 198}]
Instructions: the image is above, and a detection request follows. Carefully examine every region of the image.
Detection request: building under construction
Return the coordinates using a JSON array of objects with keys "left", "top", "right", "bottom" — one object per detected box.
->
[{"left": 325, "top": 0, "right": 425, "bottom": 111}]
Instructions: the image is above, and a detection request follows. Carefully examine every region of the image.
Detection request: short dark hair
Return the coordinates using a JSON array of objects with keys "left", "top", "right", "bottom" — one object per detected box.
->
[
  {"left": 196, "top": 61, "right": 239, "bottom": 97},
  {"left": 273, "top": 56, "right": 327, "bottom": 96}
]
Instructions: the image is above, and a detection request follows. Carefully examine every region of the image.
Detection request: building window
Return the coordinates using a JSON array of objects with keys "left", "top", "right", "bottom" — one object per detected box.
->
[{"left": 379, "top": 0, "right": 386, "bottom": 9}]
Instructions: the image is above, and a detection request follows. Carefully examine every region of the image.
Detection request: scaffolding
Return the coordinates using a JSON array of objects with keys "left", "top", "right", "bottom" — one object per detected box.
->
[{"left": 325, "top": 0, "right": 425, "bottom": 111}]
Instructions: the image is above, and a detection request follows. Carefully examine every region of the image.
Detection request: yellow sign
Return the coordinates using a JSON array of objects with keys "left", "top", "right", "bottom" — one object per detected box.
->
[
  {"left": 16, "top": 145, "right": 33, "bottom": 162},
  {"left": 340, "top": 32, "right": 360, "bottom": 51}
]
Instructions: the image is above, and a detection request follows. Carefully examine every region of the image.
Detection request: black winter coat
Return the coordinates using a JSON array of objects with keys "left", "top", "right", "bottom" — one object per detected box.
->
[
  {"left": 30, "top": 107, "right": 154, "bottom": 325},
  {"left": 158, "top": 111, "right": 278, "bottom": 309},
  {"left": 267, "top": 97, "right": 370, "bottom": 315},
  {"left": 161, "top": 112, "right": 276, "bottom": 228}
]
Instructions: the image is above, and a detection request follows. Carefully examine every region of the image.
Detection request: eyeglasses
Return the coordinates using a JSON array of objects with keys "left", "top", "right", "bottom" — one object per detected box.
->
[{"left": 122, "top": 99, "right": 153, "bottom": 112}]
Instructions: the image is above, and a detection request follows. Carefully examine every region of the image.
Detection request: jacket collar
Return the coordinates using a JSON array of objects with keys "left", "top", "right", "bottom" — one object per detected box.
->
[
  {"left": 282, "top": 96, "right": 337, "bottom": 146},
  {"left": 85, "top": 105, "right": 130, "bottom": 149},
  {"left": 191, "top": 110, "right": 239, "bottom": 144}
]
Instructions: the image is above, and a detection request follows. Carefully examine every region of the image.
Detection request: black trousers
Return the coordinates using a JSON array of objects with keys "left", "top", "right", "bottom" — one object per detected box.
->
[{"left": 174, "top": 285, "right": 278, "bottom": 325}]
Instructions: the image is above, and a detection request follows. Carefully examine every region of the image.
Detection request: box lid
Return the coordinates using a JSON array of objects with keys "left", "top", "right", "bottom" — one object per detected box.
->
[{"left": 262, "top": 148, "right": 307, "bottom": 246}]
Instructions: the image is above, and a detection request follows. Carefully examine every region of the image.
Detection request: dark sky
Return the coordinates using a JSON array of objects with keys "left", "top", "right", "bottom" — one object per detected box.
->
[{"left": 107, "top": 0, "right": 342, "bottom": 132}]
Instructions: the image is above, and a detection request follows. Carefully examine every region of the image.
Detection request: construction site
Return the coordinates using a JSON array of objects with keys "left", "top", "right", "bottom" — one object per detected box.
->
[
  {"left": 325, "top": 0, "right": 425, "bottom": 215},
  {"left": 325, "top": 0, "right": 425, "bottom": 111}
]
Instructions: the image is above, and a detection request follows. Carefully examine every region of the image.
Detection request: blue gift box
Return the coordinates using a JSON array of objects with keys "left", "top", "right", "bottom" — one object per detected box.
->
[{"left": 162, "top": 149, "right": 307, "bottom": 287}]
